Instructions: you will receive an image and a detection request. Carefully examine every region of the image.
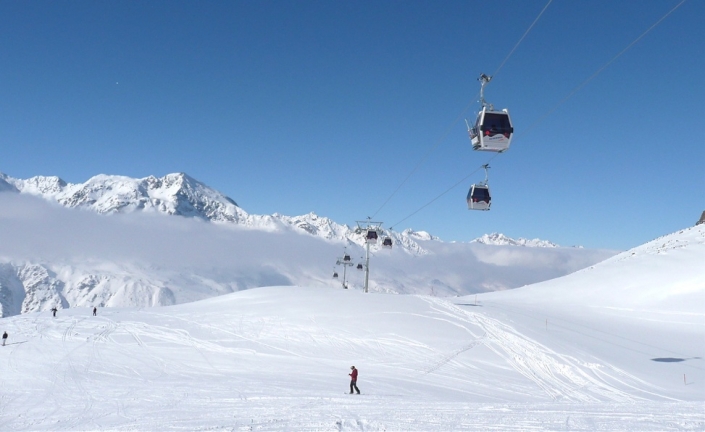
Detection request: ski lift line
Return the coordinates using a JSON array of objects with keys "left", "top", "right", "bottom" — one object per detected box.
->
[
  {"left": 387, "top": 1, "right": 688, "bottom": 228},
  {"left": 491, "top": 0, "right": 554, "bottom": 79},
  {"left": 517, "top": 0, "right": 688, "bottom": 141},
  {"left": 369, "top": 0, "right": 554, "bottom": 221},
  {"left": 389, "top": 155, "right": 501, "bottom": 228},
  {"left": 369, "top": 96, "right": 479, "bottom": 220}
]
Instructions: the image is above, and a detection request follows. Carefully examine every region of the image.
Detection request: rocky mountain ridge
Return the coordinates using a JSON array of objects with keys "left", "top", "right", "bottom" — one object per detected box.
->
[{"left": 0, "top": 171, "right": 561, "bottom": 252}]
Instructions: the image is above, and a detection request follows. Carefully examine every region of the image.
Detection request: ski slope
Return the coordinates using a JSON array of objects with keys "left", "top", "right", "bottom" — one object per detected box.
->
[{"left": 0, "top": 226, "right": 703, "bottom": 431}]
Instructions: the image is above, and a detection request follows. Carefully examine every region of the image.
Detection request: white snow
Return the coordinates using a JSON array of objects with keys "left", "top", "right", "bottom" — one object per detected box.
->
[
  {"left": 0, "top": 225, "right": 703, "bottom": 430},
  {"left": 472, "top": 232, "right": 560, "bottom": 248}
]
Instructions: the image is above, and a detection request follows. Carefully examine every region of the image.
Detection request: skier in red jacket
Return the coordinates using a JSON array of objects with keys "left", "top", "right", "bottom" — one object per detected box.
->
[{"left": 349, "top": 366, "right": 360, "bottom": 394}]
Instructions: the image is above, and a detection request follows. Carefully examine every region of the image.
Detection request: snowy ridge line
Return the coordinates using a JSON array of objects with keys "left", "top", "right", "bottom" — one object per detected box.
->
[
  {"left": 608, "top": 225, "right": 705, "bottom": 263},
  {"left": 471, "top": 232, "right": 561, "bottom": 248},
  {"left": 0, "top": 170, "right": 561, "bottom": 252}
]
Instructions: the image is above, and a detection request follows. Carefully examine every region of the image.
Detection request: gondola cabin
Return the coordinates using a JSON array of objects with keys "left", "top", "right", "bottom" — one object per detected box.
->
[
  {"left": 382, "top": 237, "right": 393, "bottom": 249},
  {"left": 343, "top": 254, "right": 351, "bottom": 262},
  {"left": 366, "top": 230, "right": 378, "bottom": 244},
  {"left": 468, "top": 107, "right": 513, "bottom": 152},
  {"left": 357, "top": 263, "right": 363, "bottom": 270},
  {"left": 467, "top": 184, "right": 491, "bottom": 211},
  {"left": 333, "top": 272, "right": 339, "bottom": 278}
]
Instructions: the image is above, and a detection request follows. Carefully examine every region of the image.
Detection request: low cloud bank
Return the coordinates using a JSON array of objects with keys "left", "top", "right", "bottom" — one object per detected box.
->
[{"left": 0, "top": 193, "right": 617, "bottom": 308}]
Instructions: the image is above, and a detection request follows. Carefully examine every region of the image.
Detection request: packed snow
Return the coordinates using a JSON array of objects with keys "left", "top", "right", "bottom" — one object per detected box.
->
[{"left": 0, "top": 226, "right": 702, "bottom": 430}]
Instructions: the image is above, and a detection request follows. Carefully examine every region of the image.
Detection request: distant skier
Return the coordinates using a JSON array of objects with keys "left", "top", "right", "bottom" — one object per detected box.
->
[
  {"left": 93, "top": 307, "right": 97, "bottom": 316},
  {"left": 51, "top": 307, "right": 58, "bottom": 318},
  {"left": 349, "top": 366, "right": 360, "bottom": 394},
  {"left": 2, "top": 331, "right": 7, "bottom": 346}
]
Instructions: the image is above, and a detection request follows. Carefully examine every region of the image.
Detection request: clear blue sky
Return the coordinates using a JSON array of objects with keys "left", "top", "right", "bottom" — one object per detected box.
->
[{"left": 1, "top": 0, "right": 703, "bottom": 250}]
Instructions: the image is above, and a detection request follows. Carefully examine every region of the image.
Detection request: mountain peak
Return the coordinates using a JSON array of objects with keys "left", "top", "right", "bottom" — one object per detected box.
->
[
  {"left": 472, "top": 233, "right": 559, "bottom": 248},
  {"left": 2, "top": 171, "right": 562, "bottom": 253}
]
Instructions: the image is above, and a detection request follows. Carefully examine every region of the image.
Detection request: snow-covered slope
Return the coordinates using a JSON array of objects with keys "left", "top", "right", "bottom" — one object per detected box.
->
[
  {"left": 475, "top": 224, "right": 705, "bottom": 313},
  {"left": 0, "top": 232, "right": 702, "bottom": 430}
]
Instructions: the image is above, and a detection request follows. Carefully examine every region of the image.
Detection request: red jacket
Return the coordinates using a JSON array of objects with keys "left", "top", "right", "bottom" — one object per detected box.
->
[{"left": 349, "top": 368, "right": 358, "bottom": 380}]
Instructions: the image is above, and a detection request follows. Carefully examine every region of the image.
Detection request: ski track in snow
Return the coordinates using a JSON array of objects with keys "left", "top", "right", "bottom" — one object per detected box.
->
[
  {"left": 420, "top": 296, "right": 672, "bottom": 403},
  {"left": 0, "top": 290, "right": 702, "bottom": 431}
]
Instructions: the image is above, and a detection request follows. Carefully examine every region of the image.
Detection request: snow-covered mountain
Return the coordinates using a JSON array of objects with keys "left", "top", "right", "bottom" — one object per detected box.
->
[
  {"left": 2, "top": 172, "right": 246, "bottom": 222},
  {"left": 471, "top": 232, "right": 560, "bottom": 247},
  {"left": 0, "top": 171, "right": 558, "bottom": 253},
  {"left": 0, "top": 172, "right": 616, "bottom": 318}
]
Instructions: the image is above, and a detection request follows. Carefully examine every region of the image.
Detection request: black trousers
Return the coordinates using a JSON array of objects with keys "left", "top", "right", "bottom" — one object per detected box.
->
[{"left": 350, "top": 380, "right": 360, "bottom": 394}]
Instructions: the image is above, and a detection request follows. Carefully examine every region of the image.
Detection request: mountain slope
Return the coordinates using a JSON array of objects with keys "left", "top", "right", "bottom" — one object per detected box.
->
[
  {"left": 475, "top": 224, "right": 705, "bottom": 312},
  {"left": 1, "top": 171, "right": 563, "bottom": 253}
]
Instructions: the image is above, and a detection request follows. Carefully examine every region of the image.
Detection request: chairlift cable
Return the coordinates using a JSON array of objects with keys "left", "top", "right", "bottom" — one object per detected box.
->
[
  {"left": 386, "top": 0, "right": 687, "bottom": 229},
  {"left": 389, "top": 155, "right": 501, "bottom": 228},
  {"left": 368, "top": 0, "right": 553, "bottom": 220},
  {"left": 490, "top": 0, "right": 554, "bottom": 79},
  {"left": 369, "top": 97, "right": 477, "bottom": 220},
  {"left": 518, "top": 0, "right": 688, "bottom": 139}
]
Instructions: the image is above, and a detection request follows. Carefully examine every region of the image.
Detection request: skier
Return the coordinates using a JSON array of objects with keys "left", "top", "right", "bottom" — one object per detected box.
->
[
  {"left": 51, "top": 307, "right": 58, "bottom": 318},
  {"left": 349, "top": 366, "right": 360, "bottom": 394},
  {"left": 2, "top": 331, "right": 7, "bottom": 346},
  {"left": 93, "top": 307, "right": 97, "bottom": 316}
]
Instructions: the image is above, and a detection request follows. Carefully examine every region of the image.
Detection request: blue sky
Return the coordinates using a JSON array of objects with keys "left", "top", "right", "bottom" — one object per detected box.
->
[{"left": 1, "top": 0, "right": 703, "bottom": 250}]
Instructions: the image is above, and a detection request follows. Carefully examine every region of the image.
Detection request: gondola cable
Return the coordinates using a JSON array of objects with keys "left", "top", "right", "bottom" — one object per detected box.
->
[
  {"left": 519, "top": 0, "right": 687, "bottom": 138},
  {"left": 368, "top": 0, "right": 554, "bottom": 220},
  {"left": 388, "top": 0, "right": 688, "bottom": 229}
]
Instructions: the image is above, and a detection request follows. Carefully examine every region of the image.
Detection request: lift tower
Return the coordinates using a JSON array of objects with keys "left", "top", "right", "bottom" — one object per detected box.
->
[{"left": 355, "top": 219, "right": 384, "bottom": 293}]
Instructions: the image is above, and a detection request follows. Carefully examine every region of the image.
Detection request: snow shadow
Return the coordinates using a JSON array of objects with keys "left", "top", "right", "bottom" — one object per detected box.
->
[
  {"left": 2, "top": 341, "right": 27, "bottom": 346},
  {"left": 651, "top": 357, "right": 702, "bottom": 363}
]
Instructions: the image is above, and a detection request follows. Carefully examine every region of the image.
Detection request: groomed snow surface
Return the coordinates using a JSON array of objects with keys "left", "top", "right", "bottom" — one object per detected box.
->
[{"left": 1, "top": 226, "right": 704, "bottom": 431}]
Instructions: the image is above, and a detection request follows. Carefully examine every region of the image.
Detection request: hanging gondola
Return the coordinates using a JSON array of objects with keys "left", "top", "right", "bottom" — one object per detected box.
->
[
  {"left": 382, "top": 237, "right": 393, "bottom": 249},
  {"left": 343, "top": 254, "right": 351, "bottom": 262},
  {"left": 333, "top": 272, "right": 339, "bottom": 278},
  {"left": 467, "top": 164, "right": 491, "bottom": 211},
  {"left": 466, "top": 74, "right": 513, "bottom": 153},
  {"left": 366, "top": 230, "right": 378, "bottom": 244},
  {"left": 467, "top": 184, "right": 491, "bottom": 211},
  {"left": 357, "top": 263, "right": 363, "bottom": 270}
]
